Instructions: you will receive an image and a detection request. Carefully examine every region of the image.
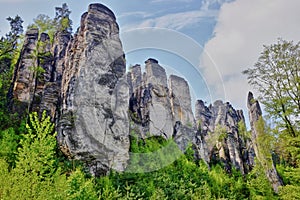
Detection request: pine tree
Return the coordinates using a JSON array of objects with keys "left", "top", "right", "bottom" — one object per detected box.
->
[{"left": 3, "top": 111, "right": 59, "bottom": 199}]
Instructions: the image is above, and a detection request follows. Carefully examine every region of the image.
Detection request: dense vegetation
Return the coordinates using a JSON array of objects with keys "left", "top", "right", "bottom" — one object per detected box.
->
[{"left": 0, "top": 3, "right": 299, "bottom": 199}]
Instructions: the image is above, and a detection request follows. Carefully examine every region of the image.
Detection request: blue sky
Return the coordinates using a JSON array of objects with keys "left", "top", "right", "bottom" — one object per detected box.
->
[{"left": 1, "top": 0, "right": 300, "bottom": 122}]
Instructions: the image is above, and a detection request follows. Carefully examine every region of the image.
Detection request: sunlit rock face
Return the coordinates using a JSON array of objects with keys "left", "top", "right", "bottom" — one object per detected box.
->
[{"left": 57, "top": 3, "right": 129, "bottom": 176}]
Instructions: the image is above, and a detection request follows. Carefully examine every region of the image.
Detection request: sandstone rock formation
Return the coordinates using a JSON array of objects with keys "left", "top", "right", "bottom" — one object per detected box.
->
[
  {"left": 57, "top": 3, "right": 129, "bottom": 176},
  {"left": 169, "top": 75, "right": 195, "bottom": 127},
  {"left": 247, "top": 92, "right": 283, "bottom": 192},
  {"left": 126, "top": 58, "right": 254, "bottom": 174},
  {"left": 8, "top": 3, "right": 282, "bottom": 184},
  {"left": 194, "top": 99, "right": 251, "bottom": 174},
  {"left": 9, "top": 28, "right": 39, "bottom": 114},
  {"left": 8, "top": 29, "right": 69, "bottom": 119}
]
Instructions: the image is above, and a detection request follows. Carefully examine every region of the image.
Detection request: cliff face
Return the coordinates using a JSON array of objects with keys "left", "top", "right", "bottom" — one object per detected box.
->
[
  {"left": 8, "top": 3, "right": 278, "bottom": 178},
  {"left": 126, "top": 59, "right": 252, "bottom": 174},
  {"left": 194, "top": 99, "right": 253, "bottom": 174},
  {"left": 57, "top": 4, "right": 129, "bottom": 176},
  {"left": 9, "top": 28, "right": 71, "bottom": 119},
  {"left": 9, "top": 28, "right": 39, "bottom": 114}
]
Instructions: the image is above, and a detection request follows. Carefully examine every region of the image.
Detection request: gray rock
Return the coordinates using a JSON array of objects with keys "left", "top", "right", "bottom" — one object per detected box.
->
[
  {"left": 169, "top": 75, "right": 195, "bottom": 127},
  {"left": 195, "top": 99, "right": 247, "bottom": 174},
  {"left": 9, "top": 28, "right": 39, "bottom": 113},
  {"left": 247, "top": 91, "right": 283, "bottom": 192},
  {"left": 57, "top": 3, "right": 129, "bottom": 176},
  {"left": 145, "top": 59, "right": 174, "bottom": 138},
  {"left": 52, "top": 32, "right": 72, "bottom": 83},
  {"left": 130, "top": 64, "right": 142, "bottom": 91},
  {"left": 8, "top": 30, "right": 61, "bottom": 120}
]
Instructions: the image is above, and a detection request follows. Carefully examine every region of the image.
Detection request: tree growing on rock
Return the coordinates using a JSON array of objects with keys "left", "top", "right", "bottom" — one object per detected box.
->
[{"left": 54, "top": 3, "right": 72, "bottom": 33}]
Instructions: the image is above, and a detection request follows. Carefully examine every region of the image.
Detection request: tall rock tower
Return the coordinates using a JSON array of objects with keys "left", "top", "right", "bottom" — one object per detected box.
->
[
  {"left": 57, "top": 4, "right": 129, "bottom": 176},
  {"left": 247, "top": 92, "right": 283, "bottom": 192}
]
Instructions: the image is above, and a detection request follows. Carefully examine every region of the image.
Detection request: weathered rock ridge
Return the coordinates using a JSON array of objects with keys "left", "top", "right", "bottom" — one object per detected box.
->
[
  {"left": 127, "top": 59, "right": 252, "bottom": 174},
  {"left": 9, "top": 3, "right": 129, "bottom": 176},
  {"left": 247, "top": 92, "right": 283, "bottom": 192},
  {"left": 7, "top": 3, "right": 281, "bottom": 182}
]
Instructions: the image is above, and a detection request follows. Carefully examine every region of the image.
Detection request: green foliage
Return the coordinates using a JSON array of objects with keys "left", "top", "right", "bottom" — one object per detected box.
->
[
  {"left": 96, "top": 175, "right": 122, "bottom": 199},
  {"left": 244, "top": 39, "right": 300, "bottom": 198},
  {"left": 67, "top": 168, "right": 98, "bottom": 200},
  {"left": 96, "top": 136, "right": 253, "bottom": 200},
  {"left": 238, "top": 120, "right": 251, "bottom": 140},
  {"left": 255, "top": 117, "right": 274, "bottom": 169},
  {"left": 1, "top": 112, "right": 57, "bottom": 199},
  {"left": 207, "top": 124, "right": 227, "bottom": 147},
  {"left": 186, "top": 121, "right": 193, "bottom": 128},
  {"left": 277, "top": 162, "right": 300, "bottom": 199},
  {"left": 127, "top": 134, "right": 183, "bottom": 173},
  {"left": 55, "top": 3, "right": 72, "bottom": 33},
  {"left": 15, "top": 112, "right": 57, "bottom": 176},
  {"left": 247, "top": 159, "right": 277, "bottom": 199},
  {"left": 278, "top": 184, "right": 300, "bottom": 200},
  {"left": 276, "top": 131, "right": 300, "bottom": 167},
  {"left": 4, "top": 15, "right": 23, "bottom": 50},
  {"left": 0, "top": 128, "right": 19, "bottom": 167},
  {"left": 243, "top": 39, "right": 300, "bottom": 137},
  {"left": 0, "top": 17, "right": 24, "bottom": 131},
  {"left": 28, "top": 14, "right": 56, "bottom": 42}
]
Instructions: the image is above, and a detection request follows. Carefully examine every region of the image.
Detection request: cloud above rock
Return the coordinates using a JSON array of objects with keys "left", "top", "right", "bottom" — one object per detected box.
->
[{"left": 200, "top": 0, "right": 300, "bottom": 109}]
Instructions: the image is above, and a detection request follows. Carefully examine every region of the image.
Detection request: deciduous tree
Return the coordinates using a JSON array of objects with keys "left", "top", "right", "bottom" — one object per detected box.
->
[{"left": 243, "top": 39, "right": 300, "bottom": 137}]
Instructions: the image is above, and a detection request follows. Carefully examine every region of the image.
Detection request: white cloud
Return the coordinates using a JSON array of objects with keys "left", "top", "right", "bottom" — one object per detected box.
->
[
  {"left": 200, "top": 0, "right": 300, "bottom": 109},
  {"left": 118, "top": 11, "right": 152, "bottom": 19},
  {"left": 201, "top": 0, "right": 233, "bottom": 11},
  {"left": 123, "top": 0, "right": 231, "bottom": 32},
  {"left": 123, "top": 10, "right": 217, "bottom": 31}
]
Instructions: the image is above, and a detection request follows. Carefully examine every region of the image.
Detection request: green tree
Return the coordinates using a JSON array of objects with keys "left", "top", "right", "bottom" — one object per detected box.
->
[
  {"left": 55, "top": 3, "right": 72, "bottom": 33},
  {"left": 0, "top": 16, "right": 24, "bottom": 130},
  {"left": 29, "top": 14, "right": 55, "bottom": 33},
  {"left": 0, "top": 15, "right": 23, "bottom": 70},
  {"left": 67, "top": 168, "right": 98, "bottom": 200},
  {"left": 1, "top": 111, "right": 60, "bottom": 199},
  {"left": 243, "top": 39, "right": 300, "bottom": 137},
  {"left": 0, "top": 128, "right": 18, "bottom": 167},
  {"left": 247, "top": 159, "right": 276, "bottom": 199},
  {"left": 28, "top": 14, "right": 56, "bottom": 42},
  {"left": 243, "top": 39, "right": 300, "bottom": 197},
  {"left": 4, "top": 15, "right": 23, "bottom": 52}
]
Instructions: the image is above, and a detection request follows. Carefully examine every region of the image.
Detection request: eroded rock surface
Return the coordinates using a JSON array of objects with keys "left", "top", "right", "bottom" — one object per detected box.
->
[
  {"left": 57, "top": 3, "right": 129, "bottom": 176},
  {"left": 8, "top": 29, "right": 68, "bottom": 119},
  {"left": 195, "top": 99, "right": 250, "bottom": 174},
  {"left": 247, "top": 92, "right": 283, "bottom": 192},
  {"left": 9, "top": 28, "right": 39, "bottom": 113}
]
